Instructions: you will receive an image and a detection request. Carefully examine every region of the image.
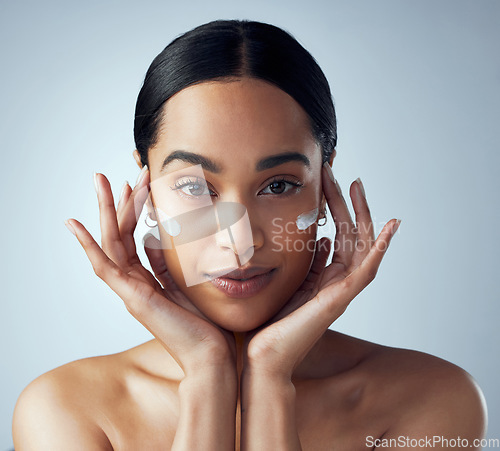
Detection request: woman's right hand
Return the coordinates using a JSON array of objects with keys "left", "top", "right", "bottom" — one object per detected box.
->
[{"left": 64, "top": 167, "right": 235, "bottom": 376}]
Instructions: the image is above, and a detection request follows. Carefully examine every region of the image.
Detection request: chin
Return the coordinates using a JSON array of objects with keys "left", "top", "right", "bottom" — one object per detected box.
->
[
  {"left": 181, "top": 268, "right": 306, "bottom": 333},
  {"left": 212, "top": 313, "right": 269, "bottom": 332},
  {"left": 198, "top": 300, "right": 279, "bottom": 332}
]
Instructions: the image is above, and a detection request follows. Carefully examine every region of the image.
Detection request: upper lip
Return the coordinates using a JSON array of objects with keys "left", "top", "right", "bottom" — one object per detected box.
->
[{"left": 208, "top": 266, "right": 275, "bottom": 280}]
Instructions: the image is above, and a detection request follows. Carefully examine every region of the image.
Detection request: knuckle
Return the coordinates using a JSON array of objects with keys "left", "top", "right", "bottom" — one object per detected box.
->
[
  {"left": 93, "top": 263, "right": 105, "bottom": 278},
  {"left": 376, "top": 239, "right": 390, "bottom": 253},
  {"left": 355, "top": 240, "right": 368, "bottom": 253},
  {"left": 110, "top": 265, "right": 125, "bottom": 280},
  {"left": 124, "top": 297, "right": 142, "bottom": 317}
]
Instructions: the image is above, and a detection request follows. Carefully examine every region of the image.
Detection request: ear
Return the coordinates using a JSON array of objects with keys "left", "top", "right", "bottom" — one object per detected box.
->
[
  {"left": 330, "top": 148, "right": 336, "bottom": 165},
  {"left": 133, "top": 149, "right": 143, "bottom": 169}
]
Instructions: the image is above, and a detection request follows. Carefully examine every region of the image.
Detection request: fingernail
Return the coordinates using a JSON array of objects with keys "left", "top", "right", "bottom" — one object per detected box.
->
[
  {"left": 119, "top": 180, "right": 129, "bottom": 202},
  {"left": 136, "top": 165, "right": 148, "bottom": 185},
  {"left": 392, "top": 219, "right": 401, "bottom": 234},
  {"left": 93, "top": 172, "right": 100, "bottom": 196},
  {"left": 64, "top": 219, "right": 76, "bottom": 236},
  {"left": 355, "top": 177, "right": 366, "bottom": 198},
  {"left": 323, "top": 161, "right": 335, "bottom": 182}
]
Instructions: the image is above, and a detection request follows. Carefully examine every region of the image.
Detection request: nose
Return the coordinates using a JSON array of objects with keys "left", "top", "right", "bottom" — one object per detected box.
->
[{"left": 214, "top": 201, "right": 264, "bottom": 263}]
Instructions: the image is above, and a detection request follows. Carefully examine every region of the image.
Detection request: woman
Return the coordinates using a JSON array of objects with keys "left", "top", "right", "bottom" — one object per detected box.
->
[{"left": 13, "top": 19, "right": 486, "bottom": 450}]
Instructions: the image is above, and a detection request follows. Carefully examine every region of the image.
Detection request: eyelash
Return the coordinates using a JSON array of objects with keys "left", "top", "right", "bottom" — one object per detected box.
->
[
  {"left": 260, "top": 176, "right": 303, "bottom": 197},
  {"left": 169, "top": 176, "right": 303, "bottom": 200},
  {"left": 170, "top": 177, "right": 215, "bottom": 199}
]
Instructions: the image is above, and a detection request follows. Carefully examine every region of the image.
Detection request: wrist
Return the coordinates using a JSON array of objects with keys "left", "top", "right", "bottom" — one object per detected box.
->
[
  {"left": 181, "top": 363, "right": 237, "bottom": 389},
  {"left": 240, "top": 368, "right": 300, "bottom": 450},
  {"left": 244, "top": 340, "right": 297, "bottom": 382},
  {"left": 241, "top": 365, "right": 295, "bottom": 391},
  {"left": 183, "top": 346, "right": 235, "bottom": 377},
  {"left": 174, "top": 362, "right": 237, "bottom": 451},
  {"left": 179, "top": 369, "right": 238, "bottom": 415}
]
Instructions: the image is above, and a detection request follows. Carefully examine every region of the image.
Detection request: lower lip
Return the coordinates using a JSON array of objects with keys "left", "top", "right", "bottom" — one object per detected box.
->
[{"left": 209, "top": 269, "right": 276, "bottom": 299}]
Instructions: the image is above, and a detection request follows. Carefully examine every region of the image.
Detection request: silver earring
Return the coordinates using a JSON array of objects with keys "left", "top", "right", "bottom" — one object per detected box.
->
[
  {"left": 145, "top": 212, "right": 157, "bottom": 228},
  {"left": 318, "top": 209, "right": 327, "bottom": 227}
]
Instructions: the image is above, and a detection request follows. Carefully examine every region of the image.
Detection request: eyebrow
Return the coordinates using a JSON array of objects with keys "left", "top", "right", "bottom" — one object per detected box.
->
[
  {"left": 160, "top": 150, "right": 310, "bottom": 173},
  {"left": 160, "top": 150, "right": 221, "bottom": 173},
  {"left": 256, "top": 151, "right": 310, "bottom": 171}
]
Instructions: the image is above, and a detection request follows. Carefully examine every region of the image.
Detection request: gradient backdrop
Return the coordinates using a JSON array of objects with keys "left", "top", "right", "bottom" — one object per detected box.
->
[{"left": 1, "top": 0, "right": 499, "bottom": 448}]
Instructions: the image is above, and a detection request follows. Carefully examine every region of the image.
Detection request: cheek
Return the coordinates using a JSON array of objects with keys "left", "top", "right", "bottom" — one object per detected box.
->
[
  {"left": 157, "top": 185, "right": 321, "bottom": 300},
  {"left": 160, "top": 248, "right": 185, "bottom": 286},
  {"left": 160, "top": 236, "right": 215, "bottom": 289},
  {"left": 270, "top": 220, "right": 318, "bottom": 289},
  {"left": 262, "top": 200, "right": 320, "bottom": 298},
  {"left": 268, "top": 216, "right": 318, "bottom": 254},
  {"left": 265, "top": 191, "right": 320, "bottom": 258}
]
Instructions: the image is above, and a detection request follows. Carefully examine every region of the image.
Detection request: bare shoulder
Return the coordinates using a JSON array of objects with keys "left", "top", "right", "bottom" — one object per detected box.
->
[
  {"left": 367, "top": 343, "right": 486, "bottom": 413},
  {"left": 13, "top": 352, "right": 126, "bottom": 450},
  {"left": 13, "top": 341, "right": 181, "bottom": 450},
  {"left": 327, "top": 332, "right": 488, "bottom": 443},
  {"left": 301, "top": 332, "right": 488, "bottom": 448}
]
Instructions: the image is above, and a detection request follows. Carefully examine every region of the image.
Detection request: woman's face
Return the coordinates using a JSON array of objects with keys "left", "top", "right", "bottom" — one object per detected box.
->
[{"left": 141, "top": 78, "right": 330, "bottom": 332}]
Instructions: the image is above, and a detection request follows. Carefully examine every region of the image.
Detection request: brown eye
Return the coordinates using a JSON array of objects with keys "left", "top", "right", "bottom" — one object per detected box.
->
[
  {"left": 269, "top": 181, "right": 286, "bottom": 194},
  {"left": 180, "top": 182, "right": 211, "bottom": 197},
  {"left": 260, "top": 177, "right": 303, "bottom": 196},
  {"left": 188, "top": 183, "right": 206, "bottom": 196},
  {"left": 170, "top": 177, "right": 214, "bottom": 199}
]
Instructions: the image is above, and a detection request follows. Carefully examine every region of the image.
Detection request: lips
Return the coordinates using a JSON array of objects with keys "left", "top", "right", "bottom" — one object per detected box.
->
[
  {"left": 222, "top": 266, "right": 275, "bottom": 280},
  {"left": 207, "top": 266, "right": 277, "bottom": 298}
]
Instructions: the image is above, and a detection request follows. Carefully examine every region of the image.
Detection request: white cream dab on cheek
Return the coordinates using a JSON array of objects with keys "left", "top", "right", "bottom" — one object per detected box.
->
[
  {"left": 295, "top": 207, "right": 319, "bottom": 230},
  {"left": 157, "top": 208, "right": 181, "bottom": 237}
]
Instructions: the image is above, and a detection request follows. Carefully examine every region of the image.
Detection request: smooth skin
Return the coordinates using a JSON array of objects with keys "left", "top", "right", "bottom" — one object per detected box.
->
[{"left": 13, "top": 79, "right": 487, "bottom": 450}]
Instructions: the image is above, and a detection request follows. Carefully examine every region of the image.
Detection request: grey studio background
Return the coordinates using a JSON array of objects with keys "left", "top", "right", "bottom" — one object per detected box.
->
[{"left": 1, "top": 0, "right": 499, "bottom": 448}]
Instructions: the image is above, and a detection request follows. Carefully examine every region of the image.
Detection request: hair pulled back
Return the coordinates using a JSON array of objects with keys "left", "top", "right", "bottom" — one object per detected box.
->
[{"left": 134, "top": 19, "right": 337, "bottom": 167}]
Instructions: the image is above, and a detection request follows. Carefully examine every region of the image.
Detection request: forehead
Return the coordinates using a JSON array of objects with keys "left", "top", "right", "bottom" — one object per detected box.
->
[{"left": 151, "top": 78, "right": 318, "bottom": 165}]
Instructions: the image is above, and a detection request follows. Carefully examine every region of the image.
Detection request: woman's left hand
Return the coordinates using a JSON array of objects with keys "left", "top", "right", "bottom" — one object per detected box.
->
[{"left": 243, "top": 163, "right": 401, "bottom": 378}]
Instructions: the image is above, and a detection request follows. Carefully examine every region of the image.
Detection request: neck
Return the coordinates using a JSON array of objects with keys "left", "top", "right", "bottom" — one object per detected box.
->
[
  {"left": 233, "top": 332, "right": 247, "bottom": 449},
  {"left": 233, "top": 331, "right": 247, "bottom": 382}
]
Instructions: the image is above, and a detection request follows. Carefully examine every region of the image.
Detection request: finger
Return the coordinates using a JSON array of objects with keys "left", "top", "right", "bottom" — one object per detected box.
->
[
  {"left": 322, "top": 163, "right": 356, "bottom": 268},
  {"left": 67, "top": 217, "right": 144, "bottom": 301},
  {"left": 118, "top": 168, "right": 150, "bottom": 260},
  {"left": 349, "top": 178, "right": 376, "bottom": 268},
  {"left": 143, "top": 243, "right": 178, "bottom": 292},
  {"left": 95, "top": 173, "right": 129, "bottom": 266},
  {"left": 142, "top": 240, "right": 220, "bottom": 325},
  {"left": 263, "top": 219, "right": 400, "bottom": 368},
  {"left": 116, "top": 181, "right": 132, "bottom": 221},
  {"left": 318, "top": 218, "right": 401, "bottom": 320},
  {"left": 117, "top": 181, "right": 137, "bottom": 259},
  {"left": 66, "top": 218, "right": 206, "bottom": 343},
  {"left": 300, "top": 237, "right": 331, "bottom": 291},
  {"left": 270, "top": 237, "right": 332, "bottom": 322}
]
